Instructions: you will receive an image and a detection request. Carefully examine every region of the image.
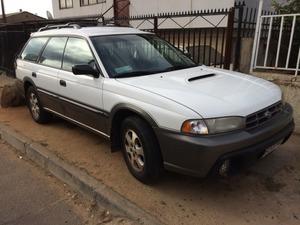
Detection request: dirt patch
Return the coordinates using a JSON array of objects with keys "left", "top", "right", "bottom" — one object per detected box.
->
[
  {"left": 0, "top": 74, "right": 15, "bottom": 106},
  {"left": 263, "top": 177, "right": 286, "bottom": 192},
  {"left": 1, "top": 107, "right": 300, "bottom": 225}
]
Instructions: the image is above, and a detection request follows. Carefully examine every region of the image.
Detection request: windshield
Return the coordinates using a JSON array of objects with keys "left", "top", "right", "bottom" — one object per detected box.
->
[{"left": 91, "top": 34, "right": 197, "bottom": 78}]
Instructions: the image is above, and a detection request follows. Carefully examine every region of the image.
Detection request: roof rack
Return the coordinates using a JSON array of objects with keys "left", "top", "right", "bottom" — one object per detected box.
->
[{"left": 38, "top": 23, "right": 81, "bottom": 32}]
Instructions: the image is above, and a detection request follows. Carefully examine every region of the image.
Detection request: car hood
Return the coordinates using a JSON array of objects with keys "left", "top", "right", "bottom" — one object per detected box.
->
[{"left": 116, "top": 66, "right": 282, "bottom": 118}]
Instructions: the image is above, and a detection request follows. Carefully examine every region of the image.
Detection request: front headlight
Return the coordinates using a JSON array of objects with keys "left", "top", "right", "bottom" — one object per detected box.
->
[
  {"left": 181, "top": 120, "right": 209, "bottom": 135},
  {"left": 181, "top": 117, "right": 245, "bottom": 135}
]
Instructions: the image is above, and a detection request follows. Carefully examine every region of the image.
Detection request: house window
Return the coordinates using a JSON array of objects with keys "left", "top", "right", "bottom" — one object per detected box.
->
[
  {"left": 80, "top": 0, "right": 106, "bottom": 7},
  {"left": 59, "top": 0, "right": 73, "bottom": 9}
]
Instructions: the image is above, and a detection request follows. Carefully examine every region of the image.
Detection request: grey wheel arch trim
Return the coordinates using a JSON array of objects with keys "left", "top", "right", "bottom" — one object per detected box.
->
[
  {"left": 109, "top": 103, "right": 159, "bottom": 152},
  {"left": 109, "top": 103, "right": 158, "bottom": 130},
  {"left": 23, "top": 77, "right": 37, "bottom": 91},
  {"left": 23, "top": 77, "right": 47, "bottom": 110}
]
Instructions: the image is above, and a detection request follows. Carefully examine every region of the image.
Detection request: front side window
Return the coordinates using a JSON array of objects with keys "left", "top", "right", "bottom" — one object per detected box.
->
[
  {"left": 59, "top": 0, "right": 73, "bottom": 9},
  {"left": 20, "top": 37, "right": 49, "bottom": 62},
  {"left": 80, "top": 0, "right": 105, "bottom": 6},
  {"left": 91, "top": 34, "right": 197, "bottom": 78},
  {"left": 62, "top": 38, "right": 95, "bottom": 72},
  {"left": 39, "top": 37, "right": 68, "bottom": 69}
]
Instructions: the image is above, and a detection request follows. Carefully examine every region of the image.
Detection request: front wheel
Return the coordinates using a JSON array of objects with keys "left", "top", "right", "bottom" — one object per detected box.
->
[
  {"left": 121, "top": 116, "right": 163, "bottom": 184},
  {"left": 26, "top": 86, "right": 51, "bottom": 124}
]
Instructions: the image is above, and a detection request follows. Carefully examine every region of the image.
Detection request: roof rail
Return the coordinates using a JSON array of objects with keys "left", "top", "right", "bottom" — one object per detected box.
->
[{"left": 38, "top": 23, "right": 81, "bottom": 32}]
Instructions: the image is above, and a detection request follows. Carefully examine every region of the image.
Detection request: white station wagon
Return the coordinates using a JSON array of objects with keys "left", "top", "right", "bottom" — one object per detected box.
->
[{"left": 16, "top": 24, "right": 294, "bottom": 183}]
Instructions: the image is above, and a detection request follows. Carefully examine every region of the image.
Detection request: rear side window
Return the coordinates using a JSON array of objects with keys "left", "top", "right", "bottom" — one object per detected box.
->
[
  {"left": 62, "top": 38, "right": 95, "bottom": 72},
  {"left": 21, "top": 37, "right": 48, "bottom": 62},
  {"left": 39, "top": 37, "right": 68, "bottom": 69}
]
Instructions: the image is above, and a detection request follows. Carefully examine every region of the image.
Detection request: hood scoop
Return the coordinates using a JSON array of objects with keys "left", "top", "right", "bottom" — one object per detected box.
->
[{"left": 188, "top": 73, "right": 216, "bottom": 82}]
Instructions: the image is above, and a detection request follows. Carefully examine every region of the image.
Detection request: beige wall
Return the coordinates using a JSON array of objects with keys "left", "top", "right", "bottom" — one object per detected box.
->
[
  {"left": 252, "top": 72, "right": 300, "bottom": 134},
  {"left": 129, "top": 0, "right": 234, "bottom": 15},
  {"left": 52, "top": 0, "right": 114, "bottom": 19},
  {"left": 52, "top": 0, "right": 276, "bottom": 20},
  {"left": 52, "top": 0, "right": 234, "bottom": 22}
]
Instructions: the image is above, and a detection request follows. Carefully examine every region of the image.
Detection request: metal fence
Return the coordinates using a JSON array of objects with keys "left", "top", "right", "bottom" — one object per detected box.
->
[
  {"left": 252, "top": 13, "right": 300, "bottom": 76},
  {"left": 0, "top": 1, "right": 265, "bottom": 76},
  {"left": 0, "top": 18, "right": 99, "bottom": 75},
  {"left": 0, "top": 5, "right": 239, "bottom": 75},
  {"left": 232, "top": 2, "right": 278, "bottom": 71},
  {"left": 112, "top": 7, "right": 235, "bottom": 69},
  {"left": 235, "top": 5, "right": 277, "bottom": 38}
]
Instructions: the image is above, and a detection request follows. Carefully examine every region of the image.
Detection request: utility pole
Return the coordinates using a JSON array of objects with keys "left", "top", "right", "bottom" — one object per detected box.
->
[{"left": 1, "top": 0, "right": 7, "bottom": 23}]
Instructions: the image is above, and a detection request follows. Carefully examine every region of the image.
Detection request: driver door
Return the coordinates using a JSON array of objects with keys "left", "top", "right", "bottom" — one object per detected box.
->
[{"left": 57, "top": 37, "right": 106, "bottom": 134}]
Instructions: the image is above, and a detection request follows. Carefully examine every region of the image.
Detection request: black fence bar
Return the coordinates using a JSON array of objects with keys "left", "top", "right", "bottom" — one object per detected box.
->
[
  {"left": 208, "top": 29, "right": 213, "bottom": 66},
  {"left": 0, "top": 18, "right": 99, "bottom": 74},
  {"left": 214, "top": 27, "right": 219, "bottom": 68},
  {"left": 224, "top": 8, "right": 235, "bottom": 69},
  {"left": 234, "top": 4, "right": 244, "bottom": 71},
  {"left": 203, "top": 29, "right": 207, "bottom": 65},
  {"left": 220, "top": 28, "right": 226, "bottom": 67},
  {"left": 192, "top": 29, "right": 196, "bottom": 60},
  {"left": 197, "top": 29, "right": 201, "bottom": 63}
]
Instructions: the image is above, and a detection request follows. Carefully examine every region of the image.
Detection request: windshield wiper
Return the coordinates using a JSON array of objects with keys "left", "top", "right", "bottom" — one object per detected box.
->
[
  {"left": 113, "top": 65, "right": 199, "bottom": 78},
  {"left": 164, "top": 64, "right": 198, "bottom": 72},
  {"left": 113, "top": 70, "right": 160, "bottom": 78}
]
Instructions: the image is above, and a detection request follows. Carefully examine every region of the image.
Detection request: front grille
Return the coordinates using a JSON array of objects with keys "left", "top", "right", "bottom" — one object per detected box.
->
[{"left": 246, "top": 101, "right": 283, "bottom": 130}]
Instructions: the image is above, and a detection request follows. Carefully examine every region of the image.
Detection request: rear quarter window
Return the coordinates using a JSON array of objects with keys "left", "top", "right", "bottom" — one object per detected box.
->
[{"left": 21, "top": 37, "right": 49, "bottom": 62}]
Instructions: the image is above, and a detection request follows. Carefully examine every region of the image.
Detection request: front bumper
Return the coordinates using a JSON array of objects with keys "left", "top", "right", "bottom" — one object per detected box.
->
[{"left": 154, "top": 103, "right": 294, "bottom": 177}]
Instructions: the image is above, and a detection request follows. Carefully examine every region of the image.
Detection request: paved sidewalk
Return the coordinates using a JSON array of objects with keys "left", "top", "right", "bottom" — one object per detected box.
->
[{"left": 0, "top": 140, "right": 132, "bottom": 225}]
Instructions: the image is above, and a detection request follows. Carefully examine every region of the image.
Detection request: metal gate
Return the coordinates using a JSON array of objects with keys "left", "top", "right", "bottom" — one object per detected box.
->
[
  {"left": 251, "top": 11, "right": 300, "bottom": 76},
  {"left": 112, "top": 7, "right": 235, "bottom": 69}
]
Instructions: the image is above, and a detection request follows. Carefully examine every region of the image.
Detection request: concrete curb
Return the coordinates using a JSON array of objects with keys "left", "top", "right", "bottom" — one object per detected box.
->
[{"left": 0, "top": 124, "right": 163, "bottom": 225}]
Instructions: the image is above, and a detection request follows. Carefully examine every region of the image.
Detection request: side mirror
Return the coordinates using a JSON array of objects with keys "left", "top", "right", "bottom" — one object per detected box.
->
[{"left": 72, "top": 64, "right": 100, "bottom": 78}]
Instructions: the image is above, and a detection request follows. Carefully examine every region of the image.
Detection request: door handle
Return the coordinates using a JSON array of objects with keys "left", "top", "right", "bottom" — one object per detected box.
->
[
  {"left": 59, "top": 80, "right": 66, "bottom": 87},
  {"left": 32, "top": 72, "right": 37, "bottom": 78}
]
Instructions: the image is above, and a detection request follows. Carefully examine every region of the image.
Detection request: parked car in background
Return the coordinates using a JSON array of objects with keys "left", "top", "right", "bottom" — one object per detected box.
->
[{"left": 16, "top": 24, "right": 294, "bottom": 183}]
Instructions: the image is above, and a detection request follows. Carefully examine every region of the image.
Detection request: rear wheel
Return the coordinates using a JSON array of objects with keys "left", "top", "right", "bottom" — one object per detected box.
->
[
  {"left": 26, "top": 86, "right": 51, "bottom": 123},
  {"left": 121, "top": 116, "right": 163, "bottom": 183}
]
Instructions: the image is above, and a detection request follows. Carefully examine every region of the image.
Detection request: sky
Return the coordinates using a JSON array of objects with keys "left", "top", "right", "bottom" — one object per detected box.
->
[{"left": 0, "top": 0, "right": 53, "bottom": 18}]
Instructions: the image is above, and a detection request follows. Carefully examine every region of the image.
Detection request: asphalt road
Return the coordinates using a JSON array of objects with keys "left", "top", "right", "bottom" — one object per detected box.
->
[{"left": 0, "top": 140, "right": 132, "bottom": 225}]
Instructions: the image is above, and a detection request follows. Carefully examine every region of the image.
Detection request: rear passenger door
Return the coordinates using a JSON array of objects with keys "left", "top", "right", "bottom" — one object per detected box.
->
[
  {"left": 17, "top": 37, "right": 49, "bottom": 90},
  {"left": 57, "top": 37, "right": 106, "bottom": 134},
  {"left": 36, "top": 37, "right": 68, "bottom": 113}
]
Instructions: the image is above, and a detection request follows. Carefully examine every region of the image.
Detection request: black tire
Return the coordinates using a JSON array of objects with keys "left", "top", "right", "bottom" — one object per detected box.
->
[
  {"left": 121, "top": 116, "right": 163, "bottom": 184},
  {"left": 26, "top": 86, "right": 51, "bottom": 124}
]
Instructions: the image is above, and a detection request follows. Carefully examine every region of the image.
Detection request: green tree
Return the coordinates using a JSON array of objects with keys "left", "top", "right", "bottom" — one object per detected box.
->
[{"left": 272, "top": 0, "right": 300, "bottom": 14}]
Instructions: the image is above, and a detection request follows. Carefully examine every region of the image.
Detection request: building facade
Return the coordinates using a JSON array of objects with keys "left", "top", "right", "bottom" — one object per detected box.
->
[{"left": 52, "top": 0, "right": 276, "bottom": 19}]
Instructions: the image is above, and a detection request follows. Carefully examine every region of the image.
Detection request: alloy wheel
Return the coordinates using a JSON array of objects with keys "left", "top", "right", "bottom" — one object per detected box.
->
[
  {"left": 29, "top": 92, "right": 40, "bottom": 120},
  {"left": 124, "top": 129, "right": 145, "bottom": 172}
]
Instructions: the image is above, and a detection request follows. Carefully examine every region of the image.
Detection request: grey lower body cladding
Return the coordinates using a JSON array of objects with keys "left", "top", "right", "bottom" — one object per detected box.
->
[{"left": 155, "top": 103, "right": 294, "bottom": 177}]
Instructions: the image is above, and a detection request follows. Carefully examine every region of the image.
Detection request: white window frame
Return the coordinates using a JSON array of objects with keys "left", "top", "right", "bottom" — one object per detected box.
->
[
  {"left": 59, "top": 0, "right": 73, "bottom": 10},
  {"left": 80, "top": 0, "right": 106, "bottom": 7}
]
